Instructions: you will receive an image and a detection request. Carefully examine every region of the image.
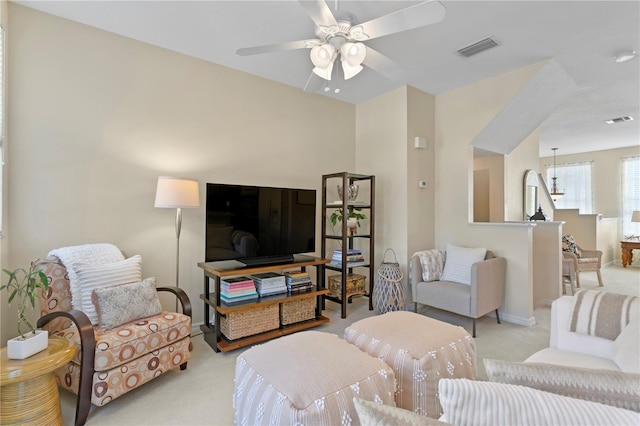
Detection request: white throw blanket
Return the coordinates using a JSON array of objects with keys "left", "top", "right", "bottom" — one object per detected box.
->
[
  {"left": 570, "top": 289, "right": 639, "bottom": 341},
  {"left": 48, "top": 243, "right": 124, "bottom": 309}
]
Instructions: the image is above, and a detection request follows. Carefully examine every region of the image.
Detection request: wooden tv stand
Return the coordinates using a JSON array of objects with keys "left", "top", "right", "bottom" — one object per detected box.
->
[{"left": 198, "top": 256, "right": 330, "bottom": 352}]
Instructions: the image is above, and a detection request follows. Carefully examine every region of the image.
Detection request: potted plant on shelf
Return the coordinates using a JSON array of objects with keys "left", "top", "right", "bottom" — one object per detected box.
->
[
  {"left": 2, "top": 258, "right": 52, "bottom": 359},
  {"left": 329, "top": 206, "right": 367, "bottom": 235}
]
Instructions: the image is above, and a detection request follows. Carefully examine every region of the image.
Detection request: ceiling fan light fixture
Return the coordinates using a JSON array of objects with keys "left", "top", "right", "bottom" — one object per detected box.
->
[
  {"left": 614, "top": 50, "right": 636, "bottom": 63},
  {"left": 342, "top": 62, "right": 363, "bottom": 80},
  {"left": 312, "top": 61, "right": 334, "bottom": 80},
  {"left": 341, "top": 42, "right": 366, "bottom": 67},
  {"left": 310, "top": 44, "right": 336, "bottom": 69}
]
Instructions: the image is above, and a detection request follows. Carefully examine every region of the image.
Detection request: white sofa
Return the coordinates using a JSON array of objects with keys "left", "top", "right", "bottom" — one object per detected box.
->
[{"left": 525, "top": 295, "right": 637, "bottom": 372}]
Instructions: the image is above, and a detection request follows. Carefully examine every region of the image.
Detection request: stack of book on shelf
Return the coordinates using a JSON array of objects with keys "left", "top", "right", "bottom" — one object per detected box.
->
[
  {"left": 220, "top": 276, "right": 258, "bottom": 305},
  {"left": 250, "top": 272, "right": 288, "bottom": 297},
  {"left": 284, "top": 270, "right": 314, "bottom": 293},
  {"left": 330, "top": 249, "right": 365, "bottom": 267}
]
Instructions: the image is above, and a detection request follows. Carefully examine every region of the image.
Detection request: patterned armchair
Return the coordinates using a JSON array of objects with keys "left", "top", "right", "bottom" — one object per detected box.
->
[
  {"left": 562, "top": 234, "right": 603, "bottom": 288},
  {"left": 37, "top": 255, "right": 192, "bottom": 426}
]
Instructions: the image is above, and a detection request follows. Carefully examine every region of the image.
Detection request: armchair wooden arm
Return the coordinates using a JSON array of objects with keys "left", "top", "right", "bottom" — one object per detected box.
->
[
  {"left": 37, "top": 309, "right": 95, "bottom": 426},
  {"left": 157, "top": 286, "right": 192, "bottom": 317}
]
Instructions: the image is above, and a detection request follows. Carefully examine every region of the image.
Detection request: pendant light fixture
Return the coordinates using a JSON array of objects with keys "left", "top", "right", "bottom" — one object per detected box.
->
[{"left": 550, "top": 147, "right": 565, "bottom": 202}]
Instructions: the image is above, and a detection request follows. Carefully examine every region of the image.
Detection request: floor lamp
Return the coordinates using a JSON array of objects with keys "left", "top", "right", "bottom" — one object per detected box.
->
[{"left": 154, "top": 176, "right": 200, "bottom": 310}]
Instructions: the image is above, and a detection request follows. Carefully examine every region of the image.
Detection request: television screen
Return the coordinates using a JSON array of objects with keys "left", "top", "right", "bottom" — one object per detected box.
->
[{"left": 205, "top": 183, "right": 316, "bottom": 265}]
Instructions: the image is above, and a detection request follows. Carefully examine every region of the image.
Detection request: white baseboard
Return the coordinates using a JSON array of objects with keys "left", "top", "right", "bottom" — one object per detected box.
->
[{"left": 498, "top": 311, "right": 536, "bottom": 327}]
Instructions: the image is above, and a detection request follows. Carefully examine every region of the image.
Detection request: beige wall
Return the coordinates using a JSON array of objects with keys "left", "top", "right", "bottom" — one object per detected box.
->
[
  {"left": 5, "top": 4, "right": 594, "bottom": 340},
  {"left": 505, "top": 130, "right": 541, "bottom": 222},
  {"left": 539, "top": 146, "right": 640, "bottom": 223},
  {"left": 473, "top": 155, "right": 504, "bottom": 222},
  {"left": 3, "top": 4, "right": 356, "bottom": 343},
  {"left": 0, "top": 0, "right": 9, "bottom": 343},
  {"left": 435, "top": 61, "right": 550, "bottom": 325},
  {"left": 355, "top": 87, "right": 408, "bottom": 294},
  {"left": 355, "top": 86, "right": 435, "bottom": 303},
  {"left": 406, "top": 86, "right": 436, "bottom": 259}
]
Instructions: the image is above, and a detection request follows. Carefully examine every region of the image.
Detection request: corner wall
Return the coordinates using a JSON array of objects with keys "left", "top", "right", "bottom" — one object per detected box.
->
[
  {"left": 4, "top": 4, "right": 356, "bottom": 343},
  {"left": 435, "top": 61, "right": 550, "bottom": 325},
  {"left": 355, "top": 86, "right": 435, "bottom": 305}
]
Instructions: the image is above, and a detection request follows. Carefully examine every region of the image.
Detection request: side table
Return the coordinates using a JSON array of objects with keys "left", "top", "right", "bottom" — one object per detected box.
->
[
  {"left": 621, "top": 240, "right": 640, "bottom": 267},
  {"left": 1, "top": 336, "right": 76, "bottom": 425}
]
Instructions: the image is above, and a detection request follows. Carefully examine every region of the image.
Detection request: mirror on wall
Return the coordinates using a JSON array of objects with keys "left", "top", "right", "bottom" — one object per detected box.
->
[{"left": 524, "top": 169, "right": 538, "bottom": 221}]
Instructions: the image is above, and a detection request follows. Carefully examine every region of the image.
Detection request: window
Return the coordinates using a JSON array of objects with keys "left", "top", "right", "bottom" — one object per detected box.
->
[
  {"left": 621, "top": 156, "right": 640, "bottom": 238},
  {"left": 546, "top": 161, "right": 593, "bottom": 213}
]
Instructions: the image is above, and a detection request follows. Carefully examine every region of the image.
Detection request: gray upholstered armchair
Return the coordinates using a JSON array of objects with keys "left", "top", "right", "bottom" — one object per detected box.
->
[{"left": 410, "top": 248, "right": 506, "bottom": 337}]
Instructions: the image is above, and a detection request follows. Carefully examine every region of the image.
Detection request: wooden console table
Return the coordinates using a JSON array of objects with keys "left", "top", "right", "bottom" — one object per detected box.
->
[
  {"left": 198, "top": 256, "right": 330, "bottom": 352},
  {"left": 1, "top": 336, "right": 76, "bottom": 425},
  {"left": 621, "top": 240, "right": 640, "bottom": 267}
]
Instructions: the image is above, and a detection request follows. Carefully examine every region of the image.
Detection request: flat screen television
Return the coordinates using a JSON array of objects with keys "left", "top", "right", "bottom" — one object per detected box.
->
[{"left": 205, "top": 183, "right": 316, "bottom": 266}]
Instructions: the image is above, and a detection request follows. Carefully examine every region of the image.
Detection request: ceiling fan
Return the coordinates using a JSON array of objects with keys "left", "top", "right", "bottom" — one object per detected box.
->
[{"left": 236, "top": 0, "right": 446, "bottom": 92}]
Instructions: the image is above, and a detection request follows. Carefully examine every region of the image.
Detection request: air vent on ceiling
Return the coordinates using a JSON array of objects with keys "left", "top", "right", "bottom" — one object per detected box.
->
[
  {"left": 456, "top": 37, "right": 499, "bottom": 58},
  {"left": 605, "top": 116, "right": 634, "bottom": 124}
]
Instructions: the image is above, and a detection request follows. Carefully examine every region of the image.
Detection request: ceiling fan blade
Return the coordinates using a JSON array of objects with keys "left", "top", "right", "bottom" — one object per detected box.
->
[
  {"left": 303, "top": 72, "right": 325, "bottom": 93},
  {"left": 298, "top": 0, "right": 337, "bottom": 28},
  {"left": 236, "top": 39, "right": 315, "bottom": 56},
  {"left": 362, "top": 47, "right": 408, "bottom": 81},
  {"left": 356, "top": 0, "right": 446, "bottom": 41}
]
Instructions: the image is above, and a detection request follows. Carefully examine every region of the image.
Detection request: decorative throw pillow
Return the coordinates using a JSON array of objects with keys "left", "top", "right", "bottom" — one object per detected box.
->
[
  {"left": 562, "top": 234, "right": 580, "bottom": 257},
  {"left": 414, "top": 249, "right": 445, "bottom": 282},
  {"left": 438, "top": 378, "right": 639, "bottom": 425},
  {"left": 92, "top": 277, "right": 162, "bottom": 331},
  {"left": 613, "top": 316, "right": 640, "bottom": 374},
  {"left": 73, "top": 255, "right": 143, "bottom": 325},
  {"left": 440, "top": 244, "right": 486, "bottom": 285},
  {"left": 483, "top": 358, "right": 640, "bottom": 412},
  {"left": 352, "top": 398, "right": 447, "bottom": 426},
  {"left": 569, "top": 290, "right": 639, "bottom": 341}
]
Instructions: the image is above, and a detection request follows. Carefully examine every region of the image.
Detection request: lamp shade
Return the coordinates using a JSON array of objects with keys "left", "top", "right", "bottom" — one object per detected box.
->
[
  {"left": 341, "top": 42, "right": 366, "bottom": 67},
  {"left": 154, "top": 177, "right": 200, "bottom": 208},
  {"left": 310, "top": 44, "right": 336, "bottom": 69},
  {"left": 632, "top": 210, "right": 640, "bottom": 222}
]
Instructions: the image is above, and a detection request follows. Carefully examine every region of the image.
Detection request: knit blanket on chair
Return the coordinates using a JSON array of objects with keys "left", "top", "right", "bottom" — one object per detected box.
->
[
  {"left": 570, "top": 289, "right": 639, "bottom": 341},
  {"left": 48, "top": 243, "right": 124, "bottom": 310}
]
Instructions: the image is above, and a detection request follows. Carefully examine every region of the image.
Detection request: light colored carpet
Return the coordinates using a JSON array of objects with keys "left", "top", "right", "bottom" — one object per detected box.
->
[{"left": 59, "top": 264, "right": 639, "bottom": 425}]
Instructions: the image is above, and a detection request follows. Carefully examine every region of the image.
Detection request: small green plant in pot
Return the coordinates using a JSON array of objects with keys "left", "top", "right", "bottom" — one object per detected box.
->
[
  {"left": 329, "top": 206, "right": 367, "bottom": 233},
  {"left": 2, "top": 258, "right": 52, "bottom": 359}
]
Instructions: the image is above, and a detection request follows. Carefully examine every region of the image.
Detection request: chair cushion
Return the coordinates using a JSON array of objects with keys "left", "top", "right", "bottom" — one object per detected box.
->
[
  {"left": 53, "top": 337, "right": 192, "bottom": 407},
  {"left": 73, "top": 255, "right": 143, "bottom": 325},
  {"left": 577, "top": 257, "right": 598, "bottom": 264},
  {"left": 53, "top": 311, "right": 191, "bottom": 371},
  {"left": 524, "top": 347, "right": 620, "bottom": 371},
  {"left": 613, "top": 316, "right": 640, "bottom": 373},
  {"left": 440, "top": 244, "right": 486, "bottom": 285}
]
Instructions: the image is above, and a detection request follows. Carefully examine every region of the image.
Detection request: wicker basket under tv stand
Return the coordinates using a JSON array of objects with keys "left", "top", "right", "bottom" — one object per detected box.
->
[{"left": 198, "top": 256, "right": 330, "bottom": 353}]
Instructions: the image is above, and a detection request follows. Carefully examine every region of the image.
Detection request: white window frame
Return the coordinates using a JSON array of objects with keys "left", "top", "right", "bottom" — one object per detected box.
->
[
  {"left": 621, "top": 156, "right": 640, "bottom": 239},
  {"left": 546, "top": 161, "right": 593, "bottom": 214}
]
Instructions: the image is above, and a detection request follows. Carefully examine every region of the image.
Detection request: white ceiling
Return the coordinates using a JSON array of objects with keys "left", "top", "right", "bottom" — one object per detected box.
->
[{"left": 15, "top": 0, "right": 640, "bottom": 157}]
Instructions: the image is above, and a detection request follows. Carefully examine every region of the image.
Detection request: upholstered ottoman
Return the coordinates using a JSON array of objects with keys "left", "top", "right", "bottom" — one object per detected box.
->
[
  {"left": 234, "top": 331, "right": 396, "bottom": 425},
  {"left": 344, "top": 311, "right": 476, "bottom": 418}
]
